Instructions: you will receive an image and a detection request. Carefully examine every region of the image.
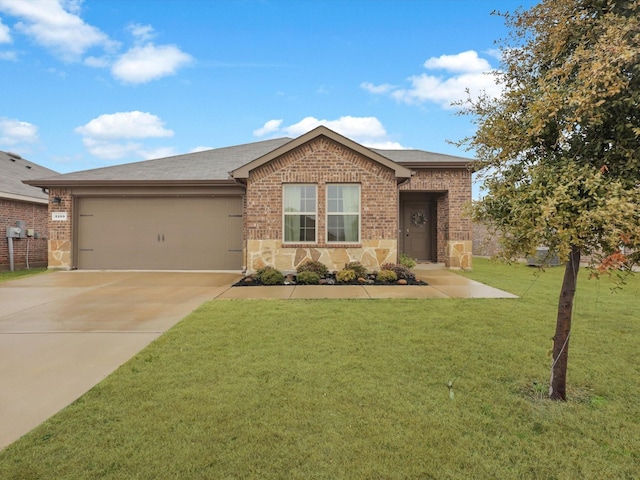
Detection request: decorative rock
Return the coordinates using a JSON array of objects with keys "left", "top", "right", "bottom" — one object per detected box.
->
[
  {"left": 397, "top": 279, "right": 408, "bottom": 285},
  {"left": 357, "top": 277, "right": 367, "bottom": 284}
]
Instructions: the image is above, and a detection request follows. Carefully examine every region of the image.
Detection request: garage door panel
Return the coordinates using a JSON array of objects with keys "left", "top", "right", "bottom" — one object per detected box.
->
[{"left": 77, "top": 197, "right": 242, "bottom": 270}]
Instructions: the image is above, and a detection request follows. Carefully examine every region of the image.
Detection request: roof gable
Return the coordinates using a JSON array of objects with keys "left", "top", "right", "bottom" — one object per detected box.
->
[
  {"left": 1, "top": 151, "right": 58, "bottom": 203},
  {"left": 231, "top": 126, "right": 412, "bottom": 180}
]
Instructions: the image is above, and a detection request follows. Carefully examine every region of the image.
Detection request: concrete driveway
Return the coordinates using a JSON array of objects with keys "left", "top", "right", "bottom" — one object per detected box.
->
[{"left": 0, "top": 270, "right": 241, "bottom": 450}]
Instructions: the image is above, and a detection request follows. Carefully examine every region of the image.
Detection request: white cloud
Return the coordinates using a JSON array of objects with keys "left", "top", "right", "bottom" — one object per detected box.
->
[
  {"left": 0, "top": 17, "right": 11, "bottom": 43},
  {"left": 111, "top": 43, "right": 193, "bottom": 84},
  {"left": 253, "top": 116, "right": 407, "bottom": 149},
  {"left": 362, "top": 50, "right": 501, "bottom": 109},
  {"left": 0, "top": 0, "right": 117, "bottom": 62},
  {"left": 423, "top": 50, "right": 491, "bottom": 73},
  {"left": 127, "top": 23, "right": 156, "bottom": 43},
  {"left": 253, "top": 119, "right": 283, "bottom": 137},
  {"left": 75, "top": 111, "right": 174, "bottom": 140},
  {"left": 360, "top": 82, "right": 396, "bottom": 94},
  {"left": 0, "top": 50, "right": 16, "bottom": 61},
  {"left": 0, "top": 1, "right": 192, "bottom": 83},
  {"left": 190, "top": 146, "right": 213, "bottom": 153},
  {"left": 138, "top": 146, "right": 176, "bottom": 160},
  {"left": 0, "top": 118, "right": 39, "bottom": 145},
  {"left": 75, "top": 111, "right": 174, "bottom": 160}
]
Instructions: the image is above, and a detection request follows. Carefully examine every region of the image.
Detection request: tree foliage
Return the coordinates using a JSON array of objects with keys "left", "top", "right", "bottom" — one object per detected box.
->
[
  {"left": 462, "top": 0, "right": 639, "bottom": 268},
  {"left": 458, "top": 0, "right": 640, "bottom": 400}
]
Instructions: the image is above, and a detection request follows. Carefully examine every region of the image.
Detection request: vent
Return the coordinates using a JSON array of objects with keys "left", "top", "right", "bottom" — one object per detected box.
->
[{"left": 6, "top": 152, "right": 22, "bottom": 160}]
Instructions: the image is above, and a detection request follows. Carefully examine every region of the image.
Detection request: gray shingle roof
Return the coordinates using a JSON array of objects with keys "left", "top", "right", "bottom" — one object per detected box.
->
[
  {"left": 26, "top": 133, "right": 473, "bottom": 188},
  {"left": 0, "top": 151, "right": 58, "bottom": 202},
  {"left": 371, "top": 148, "right": 472, "bottom": 165},
  {"left": 28, "top": 138, "right": 292, "bottom": 185}
]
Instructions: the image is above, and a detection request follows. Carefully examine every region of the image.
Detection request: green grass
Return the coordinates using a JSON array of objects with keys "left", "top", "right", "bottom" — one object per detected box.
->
[
  {"left": 1, "top": 258, "right": 638, "bottom": 479},
  {"left": 0, "top": 267, "right": 48, "bottom": 283}
]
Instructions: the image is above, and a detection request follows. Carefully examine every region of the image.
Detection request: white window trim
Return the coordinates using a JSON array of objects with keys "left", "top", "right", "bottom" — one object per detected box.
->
[
  {"left": 325, "top": 183, "right": 361, "bottom": 244},
  {"left": 282, "top": 184, "right": 317, "bottom": 244}
]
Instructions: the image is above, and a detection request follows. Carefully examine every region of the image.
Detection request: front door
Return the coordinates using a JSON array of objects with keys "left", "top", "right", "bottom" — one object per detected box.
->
[{"left": 402, "top": 202, "right": 432, "bottom": 261}]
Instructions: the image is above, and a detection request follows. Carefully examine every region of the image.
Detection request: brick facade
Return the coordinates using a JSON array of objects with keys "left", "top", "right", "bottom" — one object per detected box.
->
[
  {"left": 400, "top": 168, "right": 473, "bottom": 268},
  {"left": 244, "top": 137, "right": 399, "bottom": 272},
  {"left": 46, "top": 188, "right": 73, "bottom": 269},
  {"left": 0, "top": 198, "right": 49, "bottom": 271}
]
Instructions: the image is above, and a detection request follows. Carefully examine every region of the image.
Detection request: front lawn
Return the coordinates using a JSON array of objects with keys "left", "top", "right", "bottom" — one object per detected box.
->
[{"left": 1, "top": 258, "right": 638, "bottom": 479}]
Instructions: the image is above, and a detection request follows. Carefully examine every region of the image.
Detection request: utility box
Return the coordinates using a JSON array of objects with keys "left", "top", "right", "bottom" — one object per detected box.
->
[{"left": 6, "top": 226, "right": 22, "bottom": 238}]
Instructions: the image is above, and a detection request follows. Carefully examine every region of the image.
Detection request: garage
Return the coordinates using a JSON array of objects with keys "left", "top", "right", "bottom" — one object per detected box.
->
[{"left": 76, "top": 196, "right": 243, "bottom": 270}]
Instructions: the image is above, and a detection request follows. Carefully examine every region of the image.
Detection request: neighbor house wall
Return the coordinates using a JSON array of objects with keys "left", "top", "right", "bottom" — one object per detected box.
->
[
  {"left": 244, "top": 136, "right": 399, "bottom": 272},
  {"left": 400, "top": 168, "right": 472, "bottom": 268},
  {"left": 0, "top": 198, "right": 49, "bottom": 271}
]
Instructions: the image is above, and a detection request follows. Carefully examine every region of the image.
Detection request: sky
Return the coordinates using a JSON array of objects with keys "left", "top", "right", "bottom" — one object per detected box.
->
[{"left": 0, "top": 0, "right": 537, "bottom": 194}]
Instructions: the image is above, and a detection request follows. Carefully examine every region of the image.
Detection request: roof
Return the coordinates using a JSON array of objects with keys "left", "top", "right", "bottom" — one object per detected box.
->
[
  {"left": 231, "top": 126, "right": 413, "bottom": 180},
  {"left": 25, "top": 127, "right": 473, "bottom": 188},
  {"left": 1, "top": 151, "right": 58, "bottom": 204},
  {"left": 371, "top": 148, "right": 472, "bottom": 168},
  {"left": 25, "top": 138, "right": 292, "bottom": 187}
]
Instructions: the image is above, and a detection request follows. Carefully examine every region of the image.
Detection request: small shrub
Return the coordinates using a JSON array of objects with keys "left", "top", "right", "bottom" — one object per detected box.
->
[
  {"left": 381, "top": 263, "right": 416, "bottom": 281},
  {"left": 336, "top": 269, "right": 356, "bottom": 283},
  {"left": 296, "top": 260, "right": 329, "bottom": 277},
  {"left": 399, "top": 253, "right": 417, "bottom": 269},
  {"left": 376, "top": 269, "right": 398, "bottom": 283},
  {"left": 345, "top": 261, "right": 367, "bottom": 278},
  {"left": 257, "top": 267, "right": 285, "bottom": 285},
  {"left": 296, "top": 271, "right": 320, "bottom": 285}
]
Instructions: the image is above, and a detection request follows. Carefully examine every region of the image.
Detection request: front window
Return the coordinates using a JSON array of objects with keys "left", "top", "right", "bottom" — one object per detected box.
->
[
  {"left": 327, "top": 184, "right": 360, "bottom": 243},
  {"left": 283, "top": 184, "right": 316, "bottom": 243}
]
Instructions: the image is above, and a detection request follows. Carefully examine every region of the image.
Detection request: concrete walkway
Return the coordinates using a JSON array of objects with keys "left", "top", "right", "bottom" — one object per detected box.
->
[
  {"left": 216, "top": 264, "right": 518, "bottom": 300},
  {"left": 0, "top": 271, "right": 242, "bottom": 450}
]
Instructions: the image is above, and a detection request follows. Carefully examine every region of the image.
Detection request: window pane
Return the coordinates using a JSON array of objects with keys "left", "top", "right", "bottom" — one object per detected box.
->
[
  {"left": 327, "top": 214, "right": 359, "bottom": 242},
  {"left": 285, "top": 215, "right": 316, "bottom": 242},
  {"left": 327, "top": 185, "right": 359, "bottom": 213},
  {"left": 284, "top": 185, "right": 316, "bottom": 213}
]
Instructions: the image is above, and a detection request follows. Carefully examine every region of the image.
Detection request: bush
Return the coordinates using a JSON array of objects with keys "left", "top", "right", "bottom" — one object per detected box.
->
[
  {"left": 296, "top": 271, "right": 320, "bottom": 285},
  {"left": 399, "top": 253, "right": 417, "bottom": 269},
  {"left": 376, "top": 269, "right": 398, "bottom": 283},
  {"left": 296, "top": 260, "right": 329, "bottom": 277},
  {"left": 256, "top": 266, "right": 285, "bottom": 285},
  {"left": 336, "top": 269, "right": 356, "bottom": 283},
  {"left": 345, "top": 261, "right": 367, "bottom": 278},
  {"left": 381, "top": 263, "right": 416, "bottom": 281}
]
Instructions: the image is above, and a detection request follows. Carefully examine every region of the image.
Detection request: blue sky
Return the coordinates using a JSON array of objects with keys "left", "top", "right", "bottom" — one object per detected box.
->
[{"left": 0, "top": 0, "right": 536, "bottom": 187}]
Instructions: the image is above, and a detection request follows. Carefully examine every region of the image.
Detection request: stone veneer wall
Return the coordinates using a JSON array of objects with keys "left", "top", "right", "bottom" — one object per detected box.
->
[
  {"left": 47, "top": 187, "right": 73, "bottom": 269},
  {"left": 244, "top": 137, "right": 399, "bottom": 272},
  {"left": 0, "top": 198, "right": 49, "bottom": 270},
  {"left": 400, "top": 168, "right": 473, "bottom": 269}
]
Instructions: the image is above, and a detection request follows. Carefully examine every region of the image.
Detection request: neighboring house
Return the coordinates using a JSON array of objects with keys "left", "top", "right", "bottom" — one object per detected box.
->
[
  {"left": 25, "top": 126, "right": 473, "bottom": 272},
  {"left": 1, "top": 151, "right": 58, "bottom": 271}
]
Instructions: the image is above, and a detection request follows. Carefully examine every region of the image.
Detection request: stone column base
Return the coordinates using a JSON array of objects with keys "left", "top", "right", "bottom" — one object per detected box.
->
[{"left": 446, "top": 240, "right": 473, "bottom": 269}]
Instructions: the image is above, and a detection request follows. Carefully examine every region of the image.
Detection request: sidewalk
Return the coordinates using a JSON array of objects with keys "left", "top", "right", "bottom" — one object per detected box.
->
[{"left": 215, "top": 264, "right": 518, "bottom": 300}]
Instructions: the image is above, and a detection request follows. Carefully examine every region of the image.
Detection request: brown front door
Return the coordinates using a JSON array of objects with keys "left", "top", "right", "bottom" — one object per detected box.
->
[{"left": 402, "top": 202, "right": 432, "bottom": 261}]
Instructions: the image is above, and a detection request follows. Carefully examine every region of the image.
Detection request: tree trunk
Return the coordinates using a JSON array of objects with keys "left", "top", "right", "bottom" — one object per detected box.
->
[{"left": 549, "top": 245, "right": 581, "bottom": 401}]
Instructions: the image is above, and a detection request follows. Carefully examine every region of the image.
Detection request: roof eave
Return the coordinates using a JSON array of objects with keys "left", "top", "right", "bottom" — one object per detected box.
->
[
  {"left": 397, "top": 161, "right": 473, "bottom": 170},
  {"left": 23, "top": 179, "right": 240, "bottom": 188}
]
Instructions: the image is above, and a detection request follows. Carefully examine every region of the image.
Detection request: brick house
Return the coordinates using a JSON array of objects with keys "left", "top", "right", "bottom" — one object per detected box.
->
[
  {"left": 1, "top": 151, "right": 57, "bottom": 271},
  {"left": 26, "top": 126, "right": 473, "bottom": 272}
]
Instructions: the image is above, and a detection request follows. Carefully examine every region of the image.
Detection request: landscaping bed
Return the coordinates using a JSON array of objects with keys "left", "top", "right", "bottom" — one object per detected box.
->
[{"left": 234, "top": 258, "right": 428, "bottom": 287}]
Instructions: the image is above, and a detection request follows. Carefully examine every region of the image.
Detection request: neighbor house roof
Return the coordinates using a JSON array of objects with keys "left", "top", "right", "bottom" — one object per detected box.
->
[
  {"left": 25, "top": 128, "right": 473, "bottom": 189},
  {"left": 1, "top": 151, "right": 58, "bottom": 204}
]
